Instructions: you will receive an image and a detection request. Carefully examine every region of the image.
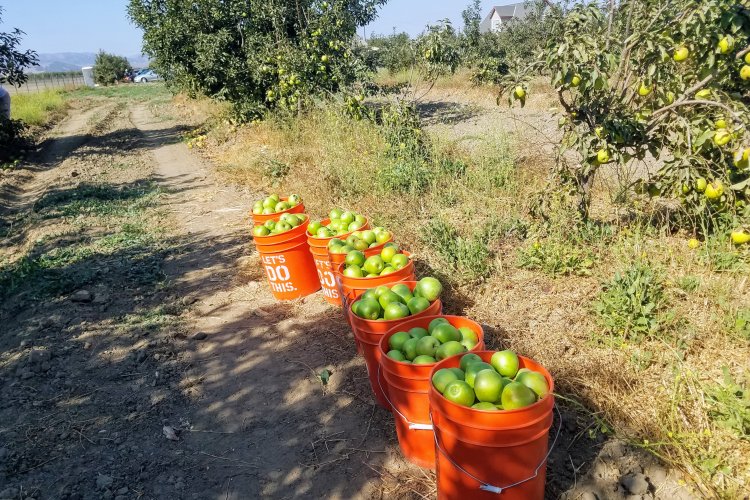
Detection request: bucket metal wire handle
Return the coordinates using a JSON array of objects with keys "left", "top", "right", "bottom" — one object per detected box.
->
[
  {"left": 431, "top": 403, "right": 562, "bottom": 495},
  {"left": 377, "top": 364, "right": 434, "bottom": 431}
]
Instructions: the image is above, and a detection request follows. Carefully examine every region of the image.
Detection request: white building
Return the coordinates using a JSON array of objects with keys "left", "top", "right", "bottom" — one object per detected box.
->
[{"left": 479, "top": 3, "right": 536, "bottom": 33}]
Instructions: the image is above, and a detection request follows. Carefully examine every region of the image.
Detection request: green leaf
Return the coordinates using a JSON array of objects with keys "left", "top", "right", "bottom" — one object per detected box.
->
[{"left": 318, "top": 369, "right": 331, "bottom": 385}]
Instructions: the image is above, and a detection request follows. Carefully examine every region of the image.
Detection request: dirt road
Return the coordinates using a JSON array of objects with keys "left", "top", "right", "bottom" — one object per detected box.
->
[{"left": 0, "top": 94, "right": 695, "bottom": 500}]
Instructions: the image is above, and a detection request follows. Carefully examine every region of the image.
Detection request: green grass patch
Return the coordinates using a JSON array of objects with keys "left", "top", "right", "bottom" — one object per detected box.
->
[
  {"left": 10, "top": 90, "right": 67, "bottom": 127},
  {"left": 0, "top": 181, "right": 164, "bottom": 301},
  {"left": 69, "top": 82, "right": 171, "bottom": 102}
]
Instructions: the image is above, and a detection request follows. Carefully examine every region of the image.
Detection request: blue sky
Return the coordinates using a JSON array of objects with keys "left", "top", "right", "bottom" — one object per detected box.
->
[{"left": 1, "top": 0, "right": 510, "bottom": 55}]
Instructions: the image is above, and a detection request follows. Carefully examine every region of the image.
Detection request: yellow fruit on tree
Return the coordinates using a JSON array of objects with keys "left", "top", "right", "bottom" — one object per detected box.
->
[
  {"left": 740, "top": 65, "right": 750, "bottom": 81},
  {"left": 514, "top": 85, "right": 526, "bottom": 99},
  {"left": 705, "top": 180, "right": 724, "bottom": 200},
  {"left": 596, "top": 149, "right": 611, "bottom": 164},
  {"left": 638, "top": 83, "right": 652, "bottom": 96},
  {"left": 571, "top": 74, "right": 582, "bottom": 87},
  {"left": 715, "top": 119, "right": 727, "bottom": 129},
  {"left": 718, "top": 36, "right": 733, "bottom": 54},
  {"left": 673, "top": 46, "right": 689, "bottom": 62},
  {"left": 681, "top": 183, "right": 691, "bottom": 195},
  {"left": 688, "top": 238, "right": 700, "bottom": 249},
  {"left": 714, "top": 129, "right": 731, "bottom": 147},
  {"left": 746, "top": 52, "right": 750, "bottom": 64},
  {"left": 695, "top": 177, "right": 707, "bottom": 192},
  {"left": 696, "top": 89, "right": 712, "bottom": 99},
  {"left": 731, "top": 231, "right": 750, "bottom": 245},
  {"left": 734, "top": 148, "right": 750, "bottom": 169}
]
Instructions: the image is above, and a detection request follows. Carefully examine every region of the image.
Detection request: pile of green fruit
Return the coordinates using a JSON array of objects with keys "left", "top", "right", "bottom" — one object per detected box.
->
[
  {"left": 432, "top": 351, "right": 549, "bottom": 411},
  {"left": 342, "top": 243, "right": 410, "bottom": 278},
  {"left": 352, "top": 277, "right": 442, "bottom": 321},
  {"left": 386, "top": 315, "right": 479, "bottom": 363},
  {"left": 252, "top": 213, "right": 307, "bottom": 237},
  {"left": 328, "top": 227, "right": 392, "bottom": 254},
  {"left": 308, "top": 209, "right": 366, "bottom": 237},
  {"left": 252, "top": 194, "right": 302, "bottom": 215}
]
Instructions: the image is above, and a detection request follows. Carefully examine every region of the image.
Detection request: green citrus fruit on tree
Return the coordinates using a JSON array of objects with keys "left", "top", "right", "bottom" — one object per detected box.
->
[
  {"left": 705, "top": 180, "right": 724, "bottom": 200},
  {"left": 673, "top": 46, "right": 689, "bottom": 61}
]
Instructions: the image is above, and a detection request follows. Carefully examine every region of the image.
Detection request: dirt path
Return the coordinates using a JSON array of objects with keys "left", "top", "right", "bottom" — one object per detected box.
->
[{"left": 127, "top": 104, "right": 419, "bottom": 499}]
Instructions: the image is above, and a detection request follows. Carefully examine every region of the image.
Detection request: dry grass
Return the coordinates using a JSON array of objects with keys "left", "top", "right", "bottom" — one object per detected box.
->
[{"left": 177, "top": 80, "right": 750, "bottom": 497}]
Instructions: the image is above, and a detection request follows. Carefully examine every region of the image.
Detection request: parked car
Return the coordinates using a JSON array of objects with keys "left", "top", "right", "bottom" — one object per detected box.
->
[{"left": 134, "top": 70, "right": 162, "bottom": 83}]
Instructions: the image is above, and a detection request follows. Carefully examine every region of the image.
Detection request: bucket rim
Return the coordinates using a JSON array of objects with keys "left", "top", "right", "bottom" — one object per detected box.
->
[
  {"left": 336, "top": 251, "right": 413, "bottom": 284},
  {"left": 307, "top": 217, "right": 370, "bottom": 246},
  {"left": 251, "top": 196, "right": 304, "bottom": 220},
  {"left": 252, "top": 215, "right": 310, "bottom": 244}
]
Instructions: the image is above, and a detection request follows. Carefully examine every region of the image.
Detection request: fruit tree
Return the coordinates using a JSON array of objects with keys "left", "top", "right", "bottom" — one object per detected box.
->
[
  {"left": 128, "top": 0, "right": 387, "bottom": 120},
  {"left": 502, "top": 1, "right": 750, "bottom": 230}
]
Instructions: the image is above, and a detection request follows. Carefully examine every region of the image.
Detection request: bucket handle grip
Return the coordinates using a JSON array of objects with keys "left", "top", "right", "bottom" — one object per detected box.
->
[
  {"left": 431, "top": 403, "right": 562, "bottom": 495},
  {"left": 377, "top": 365, "right": 434, "bottom": 431}
]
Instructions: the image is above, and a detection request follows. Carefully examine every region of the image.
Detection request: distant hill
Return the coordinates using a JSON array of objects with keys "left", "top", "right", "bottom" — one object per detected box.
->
[{"left": 29, "top": 52, "right": 150, "bottom": 73}]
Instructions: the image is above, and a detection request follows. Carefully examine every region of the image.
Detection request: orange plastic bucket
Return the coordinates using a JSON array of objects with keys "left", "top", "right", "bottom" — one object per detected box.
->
[
  {"left": 349, "top": 281, "right": 443, "bottom": 409},
  {"left": 379, "top": 316, "right": 486, "bottom": 469},
  {"left": 251, "top": 197, "right": 306, "bottom": 225},
  {"left": 429, "top": 352, "right": 556, "bottom": 499},
  {"left": 337, "top": 251, "right": 415, "bottom": 305},
  {"left": 252, "top": 216, "right": 321, "bottom": 300},
  {"left": 307, "top": 218, "right": 370, "bottom": 306}
]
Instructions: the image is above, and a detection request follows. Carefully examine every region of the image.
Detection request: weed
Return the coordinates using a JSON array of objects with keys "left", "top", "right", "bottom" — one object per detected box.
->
[
  {"left": 698, "top": 235, "right": 749, "bottom": 273},
  {"left": 677, "top": 275, "right": 700, "bottom": 293},
  {"left": 420, "top": 218, "right": 493, "bottom": 282},
  {"left": 728, "top": 308, "right": 750, "bottom": 342},
  {"left": 517, "top": 239, "right": 595, "bottom": 276},
  {"left": 593, "top": 260, "right": 673, "bottom": 343},
  {"left": 705, "top": 367, "right": 750, "bottom": 440}
]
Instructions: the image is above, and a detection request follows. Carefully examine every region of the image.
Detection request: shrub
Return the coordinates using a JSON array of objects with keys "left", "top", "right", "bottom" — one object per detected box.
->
[
  {"left": 93, "top": 51, "right": 132, "bottom": 85},
  {"left": 0, "top": 118, "right": 29, "bottom": 167}
]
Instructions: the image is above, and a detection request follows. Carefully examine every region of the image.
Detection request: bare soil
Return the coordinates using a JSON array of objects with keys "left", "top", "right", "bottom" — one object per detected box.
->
[{"left": 0, "top": 92, "right": 699, "bottom": 499}]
